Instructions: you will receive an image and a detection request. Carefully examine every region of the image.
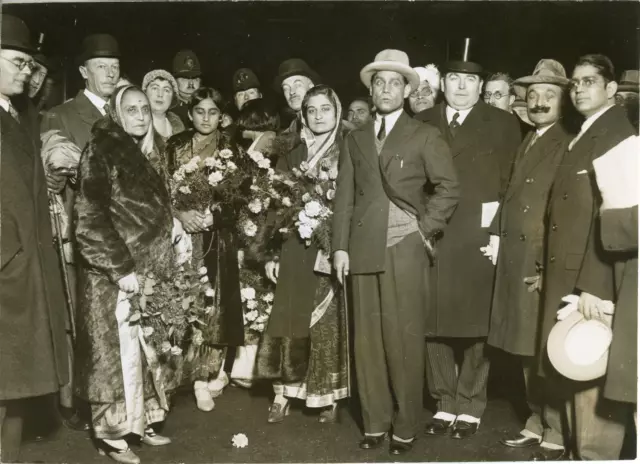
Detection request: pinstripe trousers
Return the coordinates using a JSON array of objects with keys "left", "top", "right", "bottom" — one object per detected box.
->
[{"left": 425, "top": 337, "right": 491, "bottom": 418}]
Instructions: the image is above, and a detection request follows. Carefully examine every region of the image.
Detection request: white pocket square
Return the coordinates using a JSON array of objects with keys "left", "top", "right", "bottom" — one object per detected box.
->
[{"left": 577, "top": 170, "right": 588, "bottom": 175}]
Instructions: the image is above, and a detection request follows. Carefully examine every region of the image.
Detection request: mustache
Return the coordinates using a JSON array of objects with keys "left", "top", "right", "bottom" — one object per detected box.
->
[{"left": 530, "top": 106, "right": 551, "bottom": 114}]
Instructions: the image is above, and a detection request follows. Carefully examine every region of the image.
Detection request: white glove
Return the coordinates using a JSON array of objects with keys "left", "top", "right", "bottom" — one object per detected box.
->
[
  {"left": 557, "top": 294, "right": 615, "bottom": 321},
  {"left": 480, "top": 234, "right": 500, "bottom": 265}
]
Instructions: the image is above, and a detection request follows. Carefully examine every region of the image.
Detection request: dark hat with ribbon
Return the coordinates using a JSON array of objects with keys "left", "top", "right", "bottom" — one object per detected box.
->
[
  {"left": 233, "top": 68, "right": 261, "bottom": 93},
  {"left": 77, "top": 33, "right": 120, "bottom": 64},
  {"left": 1, "top": 15, "right": 36, "bottom": 54},
  {"left": 172, "top": 49, "right": 201, "bottom": 78},
  {"left": 273, "top": 58, "right": 321, "bottom": 92},
  {"left": 617, "top": 70, "right": 639, "bottom": 93},
  {"left": 442, "top": 38, "right": 483, "bottom": 76}
]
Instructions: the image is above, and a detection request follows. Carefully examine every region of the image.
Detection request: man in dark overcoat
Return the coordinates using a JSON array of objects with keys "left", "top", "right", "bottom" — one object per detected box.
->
[
  {"left": 485, "top": 59, "right": 572, "bottom": 458},
  {"left": 0, "top": 15, "right": 69, "bottom": 462},
  {"left": 333, "top": 49, "right": 459, "bottom": 454},
  {"left": 39, "top": 33, "right": 121, "bottom": 431},
  {"left": 537, "top": 54, "right": 635, "bottom": 461},
  {"left": 416, "top": 59, "right": 521, "bottom": 438}
]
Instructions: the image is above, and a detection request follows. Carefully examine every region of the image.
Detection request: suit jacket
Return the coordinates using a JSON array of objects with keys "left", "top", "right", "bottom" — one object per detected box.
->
[
  {"left": 538, "top": 105, "right": 636, "bottom": 376},
  {"left": 0, "top": 101, "right": 69, "bottom": 399},
  {"left": 601, "top": 205, "right": 637, "bottom": 403},
  {"left": 487, "top": 123, "right": 570, "bottom": 356},
  {"left": 332, "top": 111, "right": 459, "bottom": 274},
  {"left": 416, "top": 101, "right": 522, "bottom": 337}
]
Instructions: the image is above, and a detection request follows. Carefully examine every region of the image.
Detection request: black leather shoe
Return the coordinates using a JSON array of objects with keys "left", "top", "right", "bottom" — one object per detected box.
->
[
  {"left": 529, "top": 449, "right": 569, "bottom": 461},
  {"left": 359, "top": 434, "right": 386, "bottom": 450},
  {"left": 501, "top": 434, "right": 542, "bottom": 448},
  {"left": 425, "top": 418, "right": 453, "bottom": 436},
  {"left": 389, "top": 437, "right": 415, "bottom": 455},
  {"left": 451, "top": 420, "right": 479, "bottom": 439},
  {"left": 61, "top": 412, "right": 90, "bottom": 432}
]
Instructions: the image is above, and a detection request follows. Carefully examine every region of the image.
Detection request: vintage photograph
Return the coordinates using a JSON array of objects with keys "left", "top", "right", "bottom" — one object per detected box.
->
[{"left": 0, "top": 1, "right": 638, "bottom": 463}]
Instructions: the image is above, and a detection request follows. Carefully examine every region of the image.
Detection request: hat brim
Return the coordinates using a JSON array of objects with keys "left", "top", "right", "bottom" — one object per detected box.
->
[
  {"left": 77, "top": 51, "right": 121, "bottom": 65},
  {"left": 174, "top": 70, "right": 202, "bottom": 79},
  {"left": 617, "top": 84, "right": 639, "bottom": 93},
  {"left": 2, "top": 41, "right": 36, "bottom": 55},
  {"left": 442, "top": 60, "right": 484, "bottom": 76},
  {"left": 513, "top": 76, "right": 569, "bottom": 100},
  {"left": 360, "top": 61, "right": 420, "bottom": 91},
  {"left": 547, "top": 311, "right": 610, "bottom": 382},
  {"left": 273, "top": 69, "right": 321, "bottom": 92}
]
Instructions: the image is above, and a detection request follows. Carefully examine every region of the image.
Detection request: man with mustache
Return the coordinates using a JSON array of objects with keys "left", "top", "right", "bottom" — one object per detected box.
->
[
  {"left": 416, "top": 55, "right": 521, "bottom": 439},
  {"left": 347, "top": 97, "right": 374, "bottom": 129},
  {"left": 40, "top": 33, "right": 122, "bottom": 433},
  {"left": 484, "top": 59, "right": 572, "bottom": 460},
  {"left": 407, "top": 64, "right": 440, "bottom": 114}
]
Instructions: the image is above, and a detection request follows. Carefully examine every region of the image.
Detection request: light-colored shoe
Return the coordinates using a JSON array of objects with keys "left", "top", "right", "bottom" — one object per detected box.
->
[
  {"left": 207, "top": 370, "right": 229, "bottom": 398},
  {"left": 98, "top": 444, "right": 141, "bottom": 464},
  {"left": 194, "top": 383, "right": 215, "bottom": 411},
  {"left": 141, "top": 427, "right": 171, "bottom": 446}
]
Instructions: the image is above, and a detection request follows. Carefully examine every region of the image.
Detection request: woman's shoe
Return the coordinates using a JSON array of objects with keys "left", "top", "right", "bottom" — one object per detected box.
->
[
  {"left": 194, "top": 382, "right": 215, "bottom": 411},
  {"left": 97, "top": 441, "right": 141, "bottom": 464},
  {"left": 141, "top": 427, "right": 171, "bottom": 446},
  {"left": 207, "top": 371, "right": 229, "bottom": 398},
  {"left": 319, "top": 403, "right": 339, "bottom": 424},
  {"left": 267, "top": 401, "right": 290, "bottom": 423}
]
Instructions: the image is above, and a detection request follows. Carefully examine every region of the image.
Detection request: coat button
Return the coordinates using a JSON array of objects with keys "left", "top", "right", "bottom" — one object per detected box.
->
[
  {"left": 359, "top": 189, "right": 364, "bottom": 196},
  {"left": 357, "top": 221, "right": 363, "bottom": 227},
  {"left": 525, "top": 178, "right": 534, "bottom": 184},
  {"left": 562, "top": 193, "right": 568, "bottom": 200},
  {"left": 501, "top": 232, "right": 507, "bottom": 238},
  {"left": 519, "top": 234, "right": 526, "bottom": 241},
  {"left": 522, "top": 205, "right": 530, "bottom": 213},
  {"left": 550, "top": 256, "right": 556, "bottom": 263},
  {"left": 552, "top": 224, "right": 558, "bottom": 231}
]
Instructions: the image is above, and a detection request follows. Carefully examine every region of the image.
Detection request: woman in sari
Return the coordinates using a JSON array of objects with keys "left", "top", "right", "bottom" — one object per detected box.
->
[
  {"left": 256, "top": 85, "right": 349, "bottom": 424},
  {"left": 166, "top": 87, "right": 245, "bottom": 412},
  {"left": 74, "top": 85, "right": 174, "bottom": 464}
]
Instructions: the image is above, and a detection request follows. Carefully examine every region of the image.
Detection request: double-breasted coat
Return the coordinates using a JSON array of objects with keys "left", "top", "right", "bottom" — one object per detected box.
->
[
  {"left": 416, "top": 101, "right": 522, "bottom": 337},
  {"left": 487, "top": 123, "right": 570, "bottom": 356},
  {"left": 538, "top": 106, "right": 636, "bottom": 377},
  {"left": 0, "top": 99, "right": 69, "bottom": 400}
]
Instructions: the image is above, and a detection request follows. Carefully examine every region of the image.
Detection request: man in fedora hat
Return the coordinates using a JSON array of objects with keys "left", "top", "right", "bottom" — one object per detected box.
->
[
  {"left": 232, "top": 67, "right": 262, "bottom": 111},
  {"left": 484, "top": 59, "right": 572, "bottom": 460},
  {"left": 407, "top": 64, "right": 440, "bottom": 115},
  {"left": 536, "top": 53, "right": 634, "bottom": 461},
  {"left": 172, "top": 49, "right": 202, "bottom": 126},
  {"left": 0, "top": 15, "right": 69, "bottom": 462},
  {"left": 614, "top": 69, "right": 639, "bottom": 130},
  {"left": 333, "top": 49, "right": 459, "bottom": 454},
  {"left": 416, "top": 51, "right": 521, "bottom": 439},
  {"left": 40, "top": 32, "right": 121, "bottom": 433}
]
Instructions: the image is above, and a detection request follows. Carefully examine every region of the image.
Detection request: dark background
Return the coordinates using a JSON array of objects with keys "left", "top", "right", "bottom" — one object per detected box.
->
[{"left": 4, "top": 1, "right": 640, "bottom": 109}]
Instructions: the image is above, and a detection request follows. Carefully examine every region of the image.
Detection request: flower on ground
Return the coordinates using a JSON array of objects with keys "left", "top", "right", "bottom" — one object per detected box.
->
[{"left": 231, "top": 433, "right": 248, "bottom": 448}]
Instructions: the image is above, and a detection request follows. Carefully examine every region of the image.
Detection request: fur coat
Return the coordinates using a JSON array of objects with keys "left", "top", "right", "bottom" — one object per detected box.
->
[{"left": 73, "top": 118, "right": 173, "bottom": 404}]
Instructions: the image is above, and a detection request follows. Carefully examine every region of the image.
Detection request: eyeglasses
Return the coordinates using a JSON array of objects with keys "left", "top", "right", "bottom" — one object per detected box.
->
[
  {"left": 410, "top": 87, "right": 433, "bottom": 98},
  {"left": 483, "top": 91, "right": 508, "bottom": 101},
  {"left": 568, "top": 77, "right": 602, "bottom": 92},
  {"left": 0, "top": 55, "right": 36, "bottom": 72}
]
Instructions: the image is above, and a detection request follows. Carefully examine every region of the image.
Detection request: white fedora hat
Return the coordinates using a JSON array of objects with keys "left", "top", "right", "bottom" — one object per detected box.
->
[
  {"left": 360, "top": 49, "right": 420, "bottom": 91},
  {"left": 547, "top": 311, "right": 612, "bottom": 382}
]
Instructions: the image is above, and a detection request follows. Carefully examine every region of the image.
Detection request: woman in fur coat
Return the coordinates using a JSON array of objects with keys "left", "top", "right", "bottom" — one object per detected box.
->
[
  {"left": 74, "top": 85, "right": 174, "bottom": 464},
  {"left": 166, "top": 87, "right": 245, "bottom": 412}
]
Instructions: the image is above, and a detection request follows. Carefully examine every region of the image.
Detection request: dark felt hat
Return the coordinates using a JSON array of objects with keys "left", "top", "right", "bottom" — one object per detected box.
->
[
  {"left": 273, "top": 58, "right": 321, "bottom": 92},
  {"left": 618, "top": 70, "right": 639, "bottom": 93},
  {"left": 233, "top": 68, "right": 261, "bottom": 93},
  {"left": 77, "top": 34, "right": 120, "bottom": 64},
  {"left": 172, "top": 49, "right": 201, "bottom": 78},
  {"left": 442, "top": 38, "right": 483, "bottom": 76},
  {"left": 1, "top": 15, "right": 36, "bottom": 54}
]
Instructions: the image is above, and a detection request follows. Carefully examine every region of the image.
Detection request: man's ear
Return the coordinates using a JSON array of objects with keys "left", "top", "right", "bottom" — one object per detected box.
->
[
  {"left": 606, "top": 80, "right": 618, "bottom": 100},
  {"left": 403, "top": 84, "right": 412, "bottom": 99},
  {"left": 79, "top": 65, "right": 88, "bottom": 81},
  {"left": 188, "top": 110, "right": 193, "bottom": 122},
  {"left": 509, "top": 95, "right": 516, "bottom": 107}
]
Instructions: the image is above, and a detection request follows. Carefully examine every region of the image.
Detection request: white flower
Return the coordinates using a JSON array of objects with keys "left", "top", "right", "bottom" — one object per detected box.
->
[
  {"left": 302, "top": 193, "right": 312, "bottom": 203},
  {"left": 220, "top": 148, "right": 234, "bottom": 159},
  {"left": 252, "top": 323, "right": 265, "bottom": 332},
  {"left": 231, "top": 433, "right": 248, "bottom": 448},
  {"left": 178, "top": 185, "right": 192, "bottom": 195},
  {"left": 300, "top": 161, "right": 310, "bottom": 172},
  {"left": 245, "top": 310, "right": 259, "bottom": 322},
  {"left": 250, "top": 184, "right": 259, "bottom": 191},
  {"left": 243, "top": 220, "right": 258, "bottom": 237},
  {"left": 170, "top": 345, "right": 183, "bottom": 356},
  {"left": 183, "top": 157, "right": 201, "bottom": 173},
  {"left": 204, "top": 305, "right": 215, "bottom": 315},
  {"left": 328, "top": 166, "right": 338, "bottom": 180},
  {"left": 205, "top": 288, "right": 215, "bottom": 298},
  {"left": 267, "top": 168, "right": 276, "bottom": 179},
  {"left": 142, "top": 326, "right": 154, "bottom": 338},
  {"left": 208, "top": 171, "right": 224, "bottom": 186},
  {"left": 204, "top": 157, "right": 217, "bottom": 168},
  {"left": 326, "top": 189, "right": 335, "bottom": 201},
  {"left": 199, "top": 266, "right": 208, "bottom": 275},
  {"left": 214, "top": 158, "right": 226, "bottom": 170},
  {"left": 192, "top": 329, "right": 204, "bottom": 346},
  {"left": 262, "top": 197, "right": 271, "bottom": 208},
  {"left": 318, "top": 170, "right": 329, "bottom": 181},
  {"left": 226, "top": 161, "right": 238, "bottom": 172},
  {"left": 304, "top": 201, "right": 322, "bottom": 218},
  {"left": 315, "top": 184, "right": 324, "bottom": 196},
  {"left": 246, "top": 299, "right": 258, "bottom": 310},
  {"left": 265, "top": 305, "right": 272, "bottom": 314},
  {"left": 200, "top": 275, "right": 209, "bottom": 283},
  {"left": 299, "top": 223, "right": 313, "bottom": 239},
  {"left": 241, "top": 287, "right": 256, "bottom": 302},
  {"left": 160, "top": 341, "right": 172, "bottom": 353},
  {"left": 172, "top": 171, "right": 185, "bottom": 183},
  {"left": 261, "top": 292, "right": 274, "bottom": 303},
  {"left": 282, "top": 197, "right": 292, "bottom": 207},
  {"left": 278, "top": 227, "right": 289, "bottom": 234},
  {"left": 248, "top": 198, "right": 263, "bottom": 214},
  {"left": 257, "top": 158, "right": 271, "bottom": 169},
  {"left": 256, "top": 314, "right": 269, "bottom": 323},
  {"left": 298, "top": 210, "right": 311, "bottom": 224}
]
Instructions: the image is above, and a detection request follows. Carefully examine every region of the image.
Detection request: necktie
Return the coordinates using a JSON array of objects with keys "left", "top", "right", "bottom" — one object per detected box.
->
[
  {"left": 101, "top": 103, "right": 109, "bottom": 117},
  {"left": 7, "top": 104, "right": 19, "bottom": 122},
  {"left": 377, "top": 116, "right": 386, "bottom": 141},
  {"left": 524, "top": 132, "right": 539, "bottom": 153},
  {"left": 449, "top": 112, "right": 460, "bottom": 137}
]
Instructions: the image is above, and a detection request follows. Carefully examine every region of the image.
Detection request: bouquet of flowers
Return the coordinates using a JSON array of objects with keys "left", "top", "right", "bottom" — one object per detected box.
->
[{"left": 238, "top": 266, "right": 274, "bottom": 344}]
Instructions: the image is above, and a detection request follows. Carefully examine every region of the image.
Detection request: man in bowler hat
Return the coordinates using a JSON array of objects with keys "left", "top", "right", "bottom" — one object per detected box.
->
[
  {"left": 0, "top": 15, "right": 69, "bottom": 461},
  {"left": 232, "top": 67, "right": 262, "bottom": 111},
  {"left": 416, "top": 51, "right": 521, "bottom": 439},
  {"left": 333, "top": 49, "right": 459, "bottom": 454},
  {"left": 40, "top": 32, "right": 122, "bottom": 432}
]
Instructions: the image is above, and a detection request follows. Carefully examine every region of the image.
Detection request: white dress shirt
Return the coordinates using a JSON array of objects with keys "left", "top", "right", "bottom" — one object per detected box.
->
[
  {"left": 0, "top": 97, "right": 10, "bottom": 113},
  {"left": 84, "top": 89, "right": 108, "bottom": 116},
  {"left": 446, "top": 105, "right": 473, "bottom": 125},
  {"left": 374, "top": 107, "right": 403, "bottom": 139}
]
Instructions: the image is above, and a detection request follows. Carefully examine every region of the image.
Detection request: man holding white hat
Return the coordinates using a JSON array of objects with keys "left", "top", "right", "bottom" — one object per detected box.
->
[
  {"left": 407, "top": 64, "right": 440, "bottom": 114},
  {"left": 333, "top": 49, "right": 459, "bottom": 455}
]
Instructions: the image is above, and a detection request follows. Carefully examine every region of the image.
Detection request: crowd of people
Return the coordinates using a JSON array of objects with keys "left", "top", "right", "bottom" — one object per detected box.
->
[{"left": 0, "top": 12, "right": 638, "bottom": 464}]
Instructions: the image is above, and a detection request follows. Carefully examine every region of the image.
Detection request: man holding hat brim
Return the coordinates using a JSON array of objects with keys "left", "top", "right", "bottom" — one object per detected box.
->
[
  {"left": 407, "top": 64, "right": 440, "bottom": 114},
  {"left": 536, "top": 53, "right": 634, "bottom": 461},
  {"left": 333, "top": 49, "right": 459, "bottom": 454},
  {"left": 172, "top": 49, "right": 202, "bottom": 126},
  {"left": 272, "top": 58, "right": 320, "bottom": 136},
  {"left": 416, "top": 49, "right": 521, "bottom": 439},
  {"left": 40, "top": 32, "right": 122, "bottom": 433},
  {"left": 232, "top": 67, "right": 262, "bottom": 111},
  {"left": 484, "top": 58, "right": 572, "bottom": 460},
  {"left": 0, "top": 15, "right": 70, "bottom": 462}
]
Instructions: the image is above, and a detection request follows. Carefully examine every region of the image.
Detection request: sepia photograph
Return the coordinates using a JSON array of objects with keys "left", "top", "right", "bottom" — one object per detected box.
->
[{"left": 0, "top": 0, "right": 638, "bottom": 463}]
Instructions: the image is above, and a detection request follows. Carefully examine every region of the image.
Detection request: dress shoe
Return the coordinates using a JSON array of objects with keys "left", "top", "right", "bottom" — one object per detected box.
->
[
  {"left": 194, "top": 382, "right": 215, "bottom": 412},
  {"left": 389, "top": 437, "right": 415, "bottom": 455},
  {"left": 141, "top": 427, "right": 172, "bottom": 446},
  {"left": 451, "top": 420, "right": 479, "bottom": 439},
  {"left": 529, "top": 449, "right": 569, "bottom": 461},
  {"left": 319, "top": 404, "right": 339, "bottom": 424},
  {"left": 267, "top": 401, "right": 290, "bottom": 423},
  {"left": 425, "top": 418, "right": 453, "bottom": 436},
  {"left": 61, "top": 412, "right": 90, "bottom": 432},
  {"left": 501, "top": 434, "right": 542, "bottom": 448},
  {"left": 98, "top": 443, "right": 141, "bottom": 464},
  {"left": 359, "top": 434, "right": 386, "bottom": 450}
]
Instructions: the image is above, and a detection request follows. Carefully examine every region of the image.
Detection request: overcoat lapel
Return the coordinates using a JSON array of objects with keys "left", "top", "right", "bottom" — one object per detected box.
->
[
  {"left": 379, "top": 112, "right": 420, "bottom": 175},
  {"left": 352, "top": 121, "right": 378, "bottom": 172},
  {"left": 450, "top": 103, "right": 489, "bottom": 157},
  {"left": 1, "top": 109, "right": 35, "bottom": 191},
  {"left": 74, "top": 91, "right": 103, "bottom": 128}
]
